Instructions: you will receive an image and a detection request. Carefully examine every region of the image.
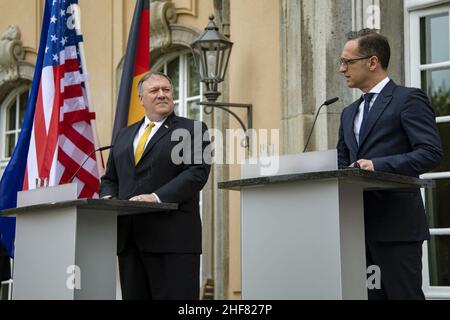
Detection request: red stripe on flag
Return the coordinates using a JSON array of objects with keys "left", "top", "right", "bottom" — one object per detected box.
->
[
  {"left": 134, "top": 4, "right": 150, "bottom": 76},
  {"left": 58, "top": 148, "right": 100, "bottom": 190},
  {"left": 62, "top": 109, "right": 95, "bottom": 123},
  {"left": 60, "top": 124, "right": 97, "bottom": 157},
  {"left": 64, "top": 58, "right": 79, "bottom": 73},
  {"left": 33, "top": 85, "right": 48, "bottom": 176},
  {"left": 60, "top": 169, "right": 73, "bottom": 186},
  {"left": 40, "top": 67, "right": 62, "bottom": 178},
  {"left": 64, "top": 84, "right": 83, "bottom": 100},
  {"left": 23, "top": 166, "right": 29, "bottom": 190},
  {"left": 79, "top": 185, "right": 95, "bottom": 199}
]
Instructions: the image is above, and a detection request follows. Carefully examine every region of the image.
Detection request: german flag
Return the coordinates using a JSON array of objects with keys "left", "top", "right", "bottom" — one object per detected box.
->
[{"left": 112, "top": 0, "right": 150, "bottom": 142}]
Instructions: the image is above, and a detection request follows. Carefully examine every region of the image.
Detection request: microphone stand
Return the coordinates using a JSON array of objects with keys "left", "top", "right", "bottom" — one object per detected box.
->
[
  {"left": 303, "top": 97, "right": 339, "bottom": 153},
  {"left": 68, "top": 145, "right": 113, "bottom": 183}
]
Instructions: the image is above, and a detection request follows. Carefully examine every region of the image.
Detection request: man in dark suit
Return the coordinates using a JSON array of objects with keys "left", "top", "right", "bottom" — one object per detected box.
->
[
  {"left": 336, "top": 29, "right": 442, "bottom": 299},
  {"left": 0, "top": 242, "right": 11, "bottom": 282},
  {"left": 99, "top": 72, "right": 211, "bottom": 300}
]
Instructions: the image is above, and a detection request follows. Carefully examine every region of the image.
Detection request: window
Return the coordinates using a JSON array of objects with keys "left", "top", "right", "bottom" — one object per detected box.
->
[
  {"left": 0, "top": 86, "right": 30, "bottom": 178},
  {"left": 154, "top": 51, "right": 203, "bottom": 121},
  {"left": 407, "top": 2, "right": 450, "bottom": 299}
]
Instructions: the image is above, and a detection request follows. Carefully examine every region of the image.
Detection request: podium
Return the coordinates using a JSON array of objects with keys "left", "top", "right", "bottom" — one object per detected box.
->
[
  {"left": 0, "top": 184, "right": 177, "bottom": 300},
  {"left": 219, "top": 151, "right": 432, "bottom": 300}
]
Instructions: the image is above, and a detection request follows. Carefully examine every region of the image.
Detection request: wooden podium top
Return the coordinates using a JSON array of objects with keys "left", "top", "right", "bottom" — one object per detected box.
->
[
  {"left": 218, "top": 168, "right": 434, "bottom": 191},
  {"left": 0, "top": 198, "right": 178, "bottom": 217}
]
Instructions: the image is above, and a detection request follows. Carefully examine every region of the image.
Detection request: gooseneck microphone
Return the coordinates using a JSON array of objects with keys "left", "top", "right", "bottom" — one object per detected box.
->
[
  {"left": 68, "top": 145, "right": 113, "bottom": 183},
  {"left": 303, "top": 97, "right": 339, "bottom": 152},
  {"left": 323, "top": 97, "right": 339, "bottom": 106}
]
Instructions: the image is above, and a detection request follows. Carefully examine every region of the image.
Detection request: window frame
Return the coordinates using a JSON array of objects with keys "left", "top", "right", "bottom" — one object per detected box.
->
[
  {"left": 0, "top": 85, "right": 30, "bottom": 177},
  {"left": 408, "top": 6, "right": 450, "bottom": 96},
  {"left": 406, "top": 0, "right": 450, "bottom": 299},
  {"left": 152, "top": 50, "right": 203, "bottom": 121}
]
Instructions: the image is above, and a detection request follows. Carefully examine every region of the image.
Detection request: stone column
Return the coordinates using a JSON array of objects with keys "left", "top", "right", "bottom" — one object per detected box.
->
[
  {"left": 280, "top": 0, "right": 353, "bottom": 154},
  {"left": 380, "top": 0, "right": 405, "bottom": 85}
]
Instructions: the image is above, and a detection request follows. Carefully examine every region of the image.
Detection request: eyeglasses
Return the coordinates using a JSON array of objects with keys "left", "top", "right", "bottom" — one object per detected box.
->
[{"left": 339, "top": 56, "right": 372, "bottom": 67}]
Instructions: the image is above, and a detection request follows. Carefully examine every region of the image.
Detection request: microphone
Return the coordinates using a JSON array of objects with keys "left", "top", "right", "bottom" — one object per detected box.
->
[
  {"left": 303, "top": 97, "right": 339, "bottom": 152},
  {"left": 68, "top": 145, "right": 113, "bottom": 183},
  {"left": 324, "top": 97, "right": 339, "bottom": 106}
]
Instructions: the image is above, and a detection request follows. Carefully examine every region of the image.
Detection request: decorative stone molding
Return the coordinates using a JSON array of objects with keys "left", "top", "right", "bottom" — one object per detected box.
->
[
  {"left": 0, "top": 25, "right": 26, "bottom": 83},
  {"left": 170, "top": 24, "right": 200, "bottom": 48},
  {"left": 173, "top": 0, "right": 197, "bottom": 16},
  {"left": 118, "top": 25, "right": 200, "bottom": 90},
  {"left": 148, "top": 24, "right": 200, "bottom": 71},
  {"left": 150, "top": 0, "right": 177, "bottom": 51}
]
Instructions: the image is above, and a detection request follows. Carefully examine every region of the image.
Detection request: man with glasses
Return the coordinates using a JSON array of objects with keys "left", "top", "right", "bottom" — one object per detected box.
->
[{"left": 336, "top": 29, "right": 442, "bottom": 299}]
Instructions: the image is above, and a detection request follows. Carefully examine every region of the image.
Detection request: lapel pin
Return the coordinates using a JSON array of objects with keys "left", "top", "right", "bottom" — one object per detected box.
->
[{"left": 164, "top": 125, "right": 169, "bottom": 129}]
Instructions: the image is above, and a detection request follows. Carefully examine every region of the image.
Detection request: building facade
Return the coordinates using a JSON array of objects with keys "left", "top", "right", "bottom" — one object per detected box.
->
[{"left": 0, "top": 0, "right": 448, "bottom": 299}]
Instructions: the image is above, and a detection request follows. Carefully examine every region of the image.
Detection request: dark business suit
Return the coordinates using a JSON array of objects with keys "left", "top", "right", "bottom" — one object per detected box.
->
[
  {"left": 0, "top": 242, "right": 11, "bottom": 282},
  {"left": 337, "top": 80, "right": 442, "bottom": 299},
  {"left": 99, "top": 112, "right": 210, "bottom": 299}
]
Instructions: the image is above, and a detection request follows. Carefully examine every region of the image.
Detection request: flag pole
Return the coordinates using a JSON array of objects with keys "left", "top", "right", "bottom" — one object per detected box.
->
[{"left": 71, "top": 3, "right": 105, "bottom": 178}]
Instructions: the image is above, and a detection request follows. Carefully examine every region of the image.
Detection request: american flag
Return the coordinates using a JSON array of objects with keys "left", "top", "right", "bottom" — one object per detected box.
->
[{"left": 23, "top": 0, "right": 99, "bottom": 197}]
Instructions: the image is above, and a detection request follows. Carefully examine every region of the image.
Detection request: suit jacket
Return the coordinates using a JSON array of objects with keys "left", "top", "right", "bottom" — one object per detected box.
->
[
  {"left": 99, "top": 113, "right": 211, "bottom": 254},
  {"left": 0, "top": 242, "right": 11, "bottom": 281},
  {"left": 337, "top": 80, "right": 442, "bottom": 242}
]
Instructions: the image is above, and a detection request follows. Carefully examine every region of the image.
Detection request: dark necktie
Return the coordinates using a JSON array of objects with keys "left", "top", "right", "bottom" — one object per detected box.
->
[{"left": 359, "top": 93, "right": 375, "bottom": 142}]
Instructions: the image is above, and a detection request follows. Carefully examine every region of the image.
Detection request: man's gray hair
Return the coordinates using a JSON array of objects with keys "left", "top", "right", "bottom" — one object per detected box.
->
[{"left": 137, "top": 72, "right": 173, "bottom": 97}]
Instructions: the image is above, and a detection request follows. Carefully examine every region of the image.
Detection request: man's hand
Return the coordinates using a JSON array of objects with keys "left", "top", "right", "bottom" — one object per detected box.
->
[
  {"left": 356, "top": 159, "right": 374, "bottom": 171},
  {"left": 129, "top": 194, "right": 158, "bottom": 202}
]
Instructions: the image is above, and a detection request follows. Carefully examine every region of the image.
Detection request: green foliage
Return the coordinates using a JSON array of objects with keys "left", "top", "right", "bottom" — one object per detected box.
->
[{"left": 430, "top": 86, "right": 450, "bottom": 117}]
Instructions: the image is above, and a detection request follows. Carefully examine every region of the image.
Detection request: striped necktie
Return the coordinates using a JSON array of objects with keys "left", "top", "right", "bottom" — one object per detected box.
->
[{"left": 134, "top": 122, "right": 155, "bottom": 165}]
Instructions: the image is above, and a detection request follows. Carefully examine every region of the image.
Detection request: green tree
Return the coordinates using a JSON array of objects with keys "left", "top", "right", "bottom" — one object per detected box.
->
[{"left": 430, "top": 86, "right": 450, "bottom": 117}]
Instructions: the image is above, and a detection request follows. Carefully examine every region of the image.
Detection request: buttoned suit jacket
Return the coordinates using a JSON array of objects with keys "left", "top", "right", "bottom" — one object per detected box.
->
[
  {"left": 99, "top": 112, "right": 211, "bottom": 254},
  {"left": 337, "top": 80, "right": 442, "bottom": 242}
]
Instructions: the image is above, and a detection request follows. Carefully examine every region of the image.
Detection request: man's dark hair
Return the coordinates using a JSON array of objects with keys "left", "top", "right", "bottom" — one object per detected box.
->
[
  {"left": 346, "top": 28, "right": 391, "bottom": 70},
  {"left": 138, "top": 71, "right": 173, "bottom": 96}
]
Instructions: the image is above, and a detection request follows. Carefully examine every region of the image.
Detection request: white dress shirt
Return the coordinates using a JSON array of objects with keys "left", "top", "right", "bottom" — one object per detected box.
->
[
  {"left": 132, "top": 116, "right": 166, "bottom": 203},
  {"left": 354, "top": 77, "right": 390, "bottom": 144}
]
